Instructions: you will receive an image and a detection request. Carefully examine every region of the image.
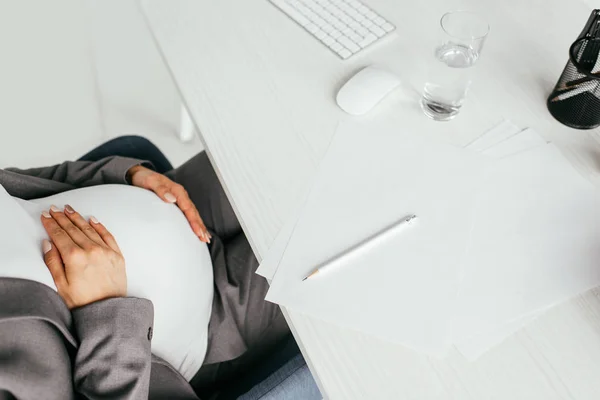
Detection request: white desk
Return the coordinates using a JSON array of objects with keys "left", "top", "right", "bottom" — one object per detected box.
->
[{"left": 142, "top": 0, "right": 600, "bottom": 398}]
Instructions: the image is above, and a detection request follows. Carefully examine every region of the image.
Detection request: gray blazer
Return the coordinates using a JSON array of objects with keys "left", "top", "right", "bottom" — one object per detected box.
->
[{"left": 0, "top": 158, "right": 200, "bottom": 400}]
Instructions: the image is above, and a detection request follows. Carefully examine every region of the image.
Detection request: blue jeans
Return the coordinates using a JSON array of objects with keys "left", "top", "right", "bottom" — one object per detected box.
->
[{"left": 78, "top": 135, "right": 173, "bottom": 173}]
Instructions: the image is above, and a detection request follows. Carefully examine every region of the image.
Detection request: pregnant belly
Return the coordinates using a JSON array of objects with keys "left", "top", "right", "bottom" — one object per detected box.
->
[{"left": 3, "top": 184, "right": 214, "bottom": 380}]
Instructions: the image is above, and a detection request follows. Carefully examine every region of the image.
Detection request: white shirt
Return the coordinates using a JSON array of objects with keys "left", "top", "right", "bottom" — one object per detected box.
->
[{"left": 0, "top": 184, "right": 214, "bottom": 381}]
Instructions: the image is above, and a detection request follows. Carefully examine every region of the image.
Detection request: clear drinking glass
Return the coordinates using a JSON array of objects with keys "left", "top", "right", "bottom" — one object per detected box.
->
[{"left": 420, "top": 11, "right": 489, "bottom": 121}]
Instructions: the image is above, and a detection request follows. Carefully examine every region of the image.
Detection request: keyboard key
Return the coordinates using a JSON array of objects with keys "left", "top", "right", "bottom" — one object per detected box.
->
[
  {"left": 337, "top": 48, "right": 353, "bottom": 59},
  {"left": 341, "top": 27, "right": 354, "bottom": 36},
  {"left": 329, "top": 41, "right": 343, "bottom": 52},
  {"left": 348, "top": 20, "right": 362, "bottom": 30},
  {"left": 365, "top": 10, "right": 377, "bottom": 19},
  {"left": 295, "top": 3, "right": 310, "bottom": 14},
  {"left": 348, "top": 33, "right": 363, "bottom": 43},
  {"left": 338, "top": 2, "right": 353, "bottom": 12},
  {"left": 358, "top": 33, "right": 377, "bottom": 47},
  {"left": 314, "top": 28, "right": 327, "bottom": 39},
  {"left": 373, "top": 16, "right": 386, "bottom": 26},
  {"left": 331, "top": 19, "right": 344, "bottom": 29},
  {"left": 313, "top": 16, "right": 328, "bottom": 26},
  {"left": 313, "top": 4, "right": 325, "bottom": 14},
  {"left": 339, "top": 14, "right": 352, "bottom": 24},
  {"left": 323, "top": 12, "right": 337, "bottom": 23},
  {"left": 324, "top": 2, "right": 337, "bottom": 11},
  {"left": 330, "top": 29, "right": 342, "bottom": 38},
  {"left": 360, "top": 19, "right": 373, "bottom": 28},
  {"left": 338, "top": 36, "right": 360, "bottom": 52},
  {"left": 329, "top": 6, "right": 343, "bottom": 17},
  {"left": 321, "top": 35, "right": 336, "bottom": 45},
  {"left": 355, "top": 26, "right": 369, "bottom": 36},
  {"left": 304, "top": 9, "right": 318, "bottom": 20},
  {"left": 326, "top": 15, "right": 341, "bottom": 24},
  {"left": 305, "top": 23, "right": 319, "bottom": 33},
  {"left": 346, "top": 8, "right": 359, "bottom": 19},
  {"left": 382, "top": 22, "right": 395, "bottom": 32},
  {"left": 321, "top": 23, "right": 335, "bottom": 33},
  {"left": 369, "top": 25, "right": 386, "bottom": 37},
  {"left": 353, "top": 13, "right": 365, "bottom": 22}
]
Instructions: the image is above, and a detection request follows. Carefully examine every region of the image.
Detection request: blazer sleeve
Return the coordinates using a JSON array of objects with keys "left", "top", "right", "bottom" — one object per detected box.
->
[
  {"left": 71, "top": 297, "right": 154, "bottom": 400},
  {"left": 5, "top": 156, "right": 151, "bottom": 187}
]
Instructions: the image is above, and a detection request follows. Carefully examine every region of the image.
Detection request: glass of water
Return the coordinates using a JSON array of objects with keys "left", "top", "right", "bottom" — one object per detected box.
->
[{"left": 421, "top": 11, "right": 489, "bottom": 121}]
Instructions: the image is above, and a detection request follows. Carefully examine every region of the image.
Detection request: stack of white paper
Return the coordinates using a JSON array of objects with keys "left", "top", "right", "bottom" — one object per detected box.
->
[
  {"left": 266, "top": 119, "right": 490, "bottom": 355},
  {"left": 260, "top": 119, "right": 600, "bottom": 360}
]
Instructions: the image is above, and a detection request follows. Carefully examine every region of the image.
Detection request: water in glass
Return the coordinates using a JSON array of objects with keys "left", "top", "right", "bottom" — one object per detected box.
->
[{"left": 421, "top": 43, "right": 479, "bottom": 121}]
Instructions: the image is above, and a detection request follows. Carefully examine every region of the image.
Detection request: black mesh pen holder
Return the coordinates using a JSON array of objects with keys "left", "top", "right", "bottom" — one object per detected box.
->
[{"left": 547, "top": 10, "right": 600, "bottom": 130}]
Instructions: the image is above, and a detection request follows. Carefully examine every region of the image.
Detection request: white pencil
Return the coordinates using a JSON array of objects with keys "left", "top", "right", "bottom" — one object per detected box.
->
[{"left": 302, "top": 214, "right": 418, "bottom": 281}]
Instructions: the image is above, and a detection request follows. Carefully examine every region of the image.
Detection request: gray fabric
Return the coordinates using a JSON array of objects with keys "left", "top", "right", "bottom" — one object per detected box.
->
[
  {"left": 149, "top": 356, "right": 201, "bottom": 400},
  {"left": 0, "top": 279, "right": 170, "bottom": 400},
  {"left": 0, "top": 152, "right": 290, "bottom": 398},
  {"left": 238, "top": 354, "right": 321, "bottom": 400},
  {"left": 71, "top": 298, "right": 154, "bottom": 399},
  {"left": 2, "top": 156, "right": 147, "bottom": 199}
]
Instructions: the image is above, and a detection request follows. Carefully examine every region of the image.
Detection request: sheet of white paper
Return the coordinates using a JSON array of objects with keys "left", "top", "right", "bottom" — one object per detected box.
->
[
  {"left": 455, "top": 309, "right": 545, "bottom": 361},
  {"left": 465, "top": 120, "right": 522, "bottom": 153},
  {"left": 256, "top": 213, "right": 299, "bottom": 279},
  {"left": 266, "top": 120, "right": 490, "bottom": 356},
  {"left": 453, "top": 128, "right": 547, "bottom": 360},
  {"left": 259, "top": 121, "right": 533, "bottom": 281},
  {"left": 481, "top": 128, "right": 546, "bottom": 159},
  {"left": 453, "top": 143, "right": 600, "bottom": 341},
  {"left": 256, "top": 123, "right": 340, "bottom": 280},
  {"left": 259, "top": 121, "right": 549, "bottom": 358}
]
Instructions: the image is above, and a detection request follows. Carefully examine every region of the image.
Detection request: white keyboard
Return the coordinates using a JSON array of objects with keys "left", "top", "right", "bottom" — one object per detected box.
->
[{"left": 269, "top": 0, "right": 395, "bottom": 59}]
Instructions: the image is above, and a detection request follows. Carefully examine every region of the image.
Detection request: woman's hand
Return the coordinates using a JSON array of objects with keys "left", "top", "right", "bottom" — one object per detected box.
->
[
  {"left": 41, "top": 205, "right": 127, "bottom": 310},
  {"left": 127, "top": 165, "right": 211, "bottom": 243}
]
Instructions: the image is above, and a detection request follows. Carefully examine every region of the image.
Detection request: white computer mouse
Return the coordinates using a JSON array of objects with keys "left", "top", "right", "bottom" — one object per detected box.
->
[{"left": 336, "top": 66, "right": 401, "bottom": 115}]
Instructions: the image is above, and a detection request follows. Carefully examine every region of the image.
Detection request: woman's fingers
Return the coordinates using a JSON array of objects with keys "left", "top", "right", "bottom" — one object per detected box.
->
[
  {"left": 64, "top": 204, "right": 105, "bottom": 246},
  {"left": 170, "top": 183, "right": 211, "bottom": 242},
  {"left": 48, "top": 205, "right": 95, "bottom": 249},
  {"left": 89, "top": 216, "right": 122, "bottom": 254},
  {"left": 128, "top": 166, "right": 212, "bottom": 242},
  {"left": 133, "top": 168, "right": 175, "bottom": 203},
  {"left": 42, "top": 239, "right": 67, "bottom": 287},
  {"left": 41, "top": 210, "right": 80, "bottom": 260}
]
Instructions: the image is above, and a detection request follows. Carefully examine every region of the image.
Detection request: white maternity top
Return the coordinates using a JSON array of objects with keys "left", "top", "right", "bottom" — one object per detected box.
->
[{"left": 0, "top": 184, "right": 214, "bottom": 381}]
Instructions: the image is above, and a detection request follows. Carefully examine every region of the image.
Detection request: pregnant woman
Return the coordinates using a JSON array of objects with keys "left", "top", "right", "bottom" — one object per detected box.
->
[{"left": 0, "top": 136, "right": 290, "bottom": 399}]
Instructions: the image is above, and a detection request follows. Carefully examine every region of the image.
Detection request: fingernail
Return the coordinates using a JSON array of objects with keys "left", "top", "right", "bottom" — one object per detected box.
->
[
  {"left": 42, "top": 239, "right": 52, "bottom": 254},
  {"left": 42, "top": 211, "right": 52, "bottom": 219},
  {"left": 164, "top": 193, "right": 176, "bottom": 203},
  {"left": 90, "top": 216, "right": 99, "bottom": 224},
  {"left": 65, "top": 204, "right": 75, "bottom": 214},
  {"left": 50, "top": 205, "right": 61, "bottom": 213}
]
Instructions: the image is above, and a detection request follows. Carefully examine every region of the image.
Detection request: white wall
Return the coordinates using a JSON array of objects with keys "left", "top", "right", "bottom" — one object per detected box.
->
[
  {"left": 85, "top": 0, "right": 203, "bottom": 168},
  {"left": 0, "top": 0, "right": 202, "bottom": 169},
  {"left": 0, "top": 0, "right": 103, "bottom": 168}
]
